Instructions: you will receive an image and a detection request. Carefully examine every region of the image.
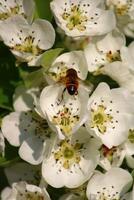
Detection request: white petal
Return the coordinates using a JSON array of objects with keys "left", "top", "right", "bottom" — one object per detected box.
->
[
  {"left": 126, "top": 155, "right": 134, "bottom": 169},
  {"left": 31, "top": 19, "right": 55, "bottom": 50},
  {"left": 0, "top": 15, "right": 28, "bottom": 46},
  {"left": 1, "top": 187, "right": 12, "bottom": 200},
  {"left": 97, "top": 30, "right": 125, "bottom": 53},
  {"left": 102, "top": 62, "right": 134, "bottom": 93},
  {"left": 1, "top": 111, "right": 34, "bottom": 146},
  {"left": 13, "top": 85, "right": 38, "bottom": 112},
  {"left": 51, "top": 0, "right": 116, "bottom": 37},
  {"left": 0, "top": 130, "right": 5, "bottom": 156},
  {"left": 19, "top": 135, "right": 44, "bottom": 165},
  {"left": 86, "top": 168, "right": 133, "bottom": 199},
  {"left": 23, "top": 0, "right": 35, "bottom": 23},
  {"left": 51, "top": 51, "right": 88, "bottom": 80},
  {"left": 42, "top": 128, "right": 100, "bottom": 188},
  {"left": 121, "top": 191, "right": 133, "bottom": 200},
  {"left": 40, "top": 84, "right": 89, "bottom": 139},
  {"left": 84, "top": 43, "right": 107, "bottom": 72}
]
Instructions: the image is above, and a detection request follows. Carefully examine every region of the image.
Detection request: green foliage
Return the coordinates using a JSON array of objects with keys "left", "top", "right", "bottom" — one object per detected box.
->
[
  {"left": 34, "top": 0, "right": 53, "bottom": 21},
  {"left": 41, "top": 48, "right": 64, "bottom": 71},
  {"left": 0, "top": 43, "right": 20, "bottom": 111}
]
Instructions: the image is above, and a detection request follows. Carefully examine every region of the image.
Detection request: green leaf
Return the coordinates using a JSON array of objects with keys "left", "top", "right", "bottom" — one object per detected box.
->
[
  {"left": 34, "top": 0, "right": 53, "bottom": 21},
  {"left": 0, "top": 43, "right": 20, "bottom": 111},
  {"left": 0, "top": 156, "right": 20, "bottom": 167},
  {"left": 23, "top": 69, "right": 44, "bottom": 88},
  {"left": 41, "top": 48, "right": 64, "bottom": 71}
]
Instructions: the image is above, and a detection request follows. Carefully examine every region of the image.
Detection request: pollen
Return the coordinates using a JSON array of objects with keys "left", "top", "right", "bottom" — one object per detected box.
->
[
  {"left": 95, "top": 185, "right": 120, "bottom": 200},
  {"left": 91, "top": 104, "right": 113, "bottom": 134},
  {"left": 54, "top": 140, "right": 81, "bottom": 169},
  {"left": 108, "top": 0, "right": 132, "bottom": 16},
  {"left": 13, "top": 36, "right": 43, "bottom": 56},
  {"left": 52, "top": 107, "right": 79, "bottom": 137},
  {"left": 62, "top": 4, "right": 88, "bottom": 31},
  {"left": 128, "top": 129, "right": 134, "bottom": 143},
  {"left": 106, "top": 50, "right": 121, "bottom": 62},
  {"left": 100, "top": 145, "right": 117, "bottom": 163},
  {"left": 49, "top": 63, "right": 68, "bottom": 82},
  {"left": 0, "top": 5, "right": 25, "bottom": 20},
  {"left": 18, "top": 190, "right": 44, "bottom": 200}
]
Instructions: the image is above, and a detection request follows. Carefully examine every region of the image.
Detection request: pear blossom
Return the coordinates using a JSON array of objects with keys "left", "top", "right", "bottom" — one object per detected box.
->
[
  {"left": 1, "top": 181, "right": 51, "bottom": 200},
  {"left": 42, "top": 127, "right": 100, "bottom": 188},
  {"left": 102, "top": 41, "right": 134, "bottom": 93},
  {"left": 50, "top": 0, "right": 116, "bottom": 38},
  {"left": 1, "top": 111, "right": 53, "bottom": 165},
  {"left": 13, "top": 85, "right": 40, "bottom": 112},
  {"left": 59, "top": 182, "right": 88, "bottom": 200},
  {"left": 86, "top": 168, "right": 133, "bottom": 200},
  {"left": 85, "top": 82, "right": 134, "bottom": 148},
  {"left": 84, "top": 30, "right": 125, "bottom": 74},
  {"left": 121, "top": 185, "right": 134, "bottom": 200},
  {"left": 98, "top": 125, "right": 134, "bottom": 170},
  {"left": 125, "top": 129, "right": 134, "bottom": 168},
  {"left": 106, "top": 0, "right": 134, "bottom": 37},
  {"left": 47, "top": 51, "right": 88, "bottom": 83},
  {"left": 99, "top": 129, "right": 134, "bottom": 170},
  {"left": 0, "top": 130, "right": 5, "bottom": 157},
  {"left": 39, "top": 84, "right": 90, "bottom": 139},
  {"left": 13, "top": 74, "right": 48, "bottom": 112},
  {"left": 0, "top": 15, "right": 55, "bottom": 66},
  {"left": 0, "top": 0, "right": 35, "bottom": 23}
]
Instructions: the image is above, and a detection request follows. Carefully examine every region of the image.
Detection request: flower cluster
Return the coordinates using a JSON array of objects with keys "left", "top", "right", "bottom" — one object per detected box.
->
[{"left": 0, "top": 0, "right": 134, "bottom": 199}]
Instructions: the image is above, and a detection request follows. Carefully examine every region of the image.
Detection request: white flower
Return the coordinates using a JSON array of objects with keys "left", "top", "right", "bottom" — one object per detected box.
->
[
  {"left": 0, "top": 0, "right": 35, "bottom": 23},
  {"left": 0, "top": 15, "right": 55, "bottom": 66},
  {"left": 86, "top": 168, "right": 133, "bottom": 200},
  {"left": 47, "top": 51, "right": 88, "bottom": 83},
  {"left": 59, "top": 182, "right": 88, "bottom": 200},
  {"left": 99, "top": 144, "right": 126, "bottom": 171},
  {"left": 42, "top": 127, "right": 100, "bottom": 188},
  {"left": 84, "top": 30, "right": 125, "bottom": 73},
  {"left": 106, "top": 0, "right": 134, "bottom": 37},
  {"left": 85, "top": 82, "right": 134, "bottom": 148},
  {"left": 0, "top": 130, "right": 5, "bottom": 157},
  {"left": 1, "top": 111, "right": 53, "bottom": 165},
  {"left": 50, "top": 0, "right": 116, "bottom": 38},
  {"left": 102, "top": 41, "right": 134, "bottom": 94},
  {"left": 1, "top": 181, "right": 51, "bottom": 200},
  {"left": 13, "top": 85, "right": 40, "bottom": 112},
  {"left": 1, "top": 187, "right": 12, "bottom": 200},
  {"left": 98, "top": 126, "right": 134, "bottom": 170},
  {"left": 125, "top": 129, "right": 134, "bottom": 168},
  {"left": 121, "top": 185, "right": 134, "bottom": 200},
  {"left": 39, "top": 84, "right": 89, "bottom": 139},
  {"left": 5, "top": 162, "right": 41, "bottom": 186}
]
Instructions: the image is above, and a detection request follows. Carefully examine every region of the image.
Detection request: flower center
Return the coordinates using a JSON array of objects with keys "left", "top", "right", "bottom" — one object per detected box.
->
[
  {"left": 106, "top": 50, "right": 121, "bottom": 62},
  {"left": 23, "top": 193, "right": 44, "bottom": 200},
  {"left": 54, "top": 140, "right": 82, "bottom": 169},
  {"left": 115, "top": 4, "right": 129, "bottom": 16},
  {"left": 13, "top": 36, "right": 43, "bottom": 56},
  {"left": 49, "top": 63, "right": 68, "bottom": 82},
  {"left": 62, "top": 4, "right": 88, "bottom": 31},
  {"left": 95, "top": 185, "right": 120, "bottom": 200},
  {"left": 52, "top": 107, "right": 79, "bottom": 137},
  {"left": 91, "top": 105, "right": 113, "bottom": 134},
  {"left": 0, "top": 5, "right": 25, "bottom": 20},
  {"left": 100, "top": 145, "right": 117, "bottom": 163},
  {"left": 128, "top": 129, "right": 134, "bottom": 143},
  {"left": 108, "top": 0, "right": 132, "bottom": 16}
]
